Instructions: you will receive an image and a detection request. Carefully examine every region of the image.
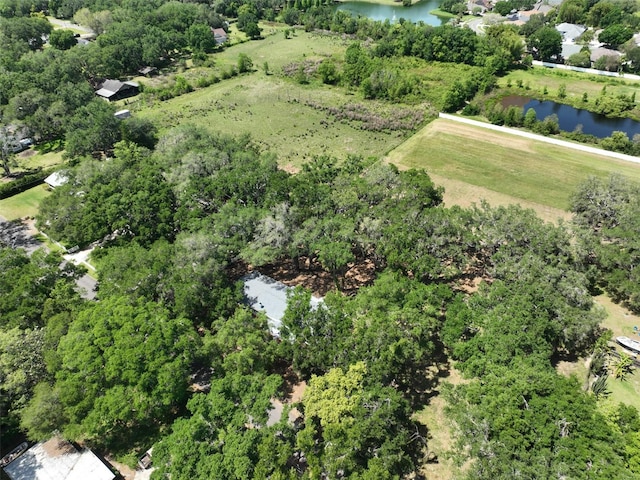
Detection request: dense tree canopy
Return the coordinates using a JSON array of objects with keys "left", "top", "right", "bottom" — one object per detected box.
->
[{"left": 2, "top": 1, "right": 640, "bottom": 476}]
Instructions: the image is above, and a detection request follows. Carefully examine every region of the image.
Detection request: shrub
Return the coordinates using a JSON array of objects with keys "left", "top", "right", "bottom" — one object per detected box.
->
[{"left": 0, "top": 168, "right": 56, "bottom": 199}]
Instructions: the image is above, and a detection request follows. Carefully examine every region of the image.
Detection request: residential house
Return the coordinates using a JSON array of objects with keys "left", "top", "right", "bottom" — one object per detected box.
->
[
  {"left": 211, "top": 27, "right": 228, "bottom": 45},
  {"left": 561, "top": 43, "right": 583, "bottom": 60},
  {"left": 95, "top": 79, "right": 140, "bottom": 101},
  {"left": 241, "top": 272, "right": 323, "bottom": 337},
  {"left": 2, "top": 436, "right": 115, "bottom": 480},
  {"left": 556, "top": 22, "right": 586, "bottom": 43},
  {"left": 590, "top": 47, "right": 622, "bottom": 68}
]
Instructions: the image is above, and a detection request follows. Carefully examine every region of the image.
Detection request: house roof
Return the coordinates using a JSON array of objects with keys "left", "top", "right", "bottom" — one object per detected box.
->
[
  {"left": 561, "top": 43, "right": 583, "bottom": 59},
  {"left": 3, "top": 437, "right": 115, "bottom": 480},
  {"left": 44, "top": 171, "right": 69, "bottom": 189},
  {"left": 556, "top": 23, "right": 586, "bottom": 42},
  {"left": 95, "top": 80, "right": 139, "bottom": 99},
  {"left": 211, "top": 27, "right": 227, "bottom": 44},
  {"left": 241, "top": 272, "right": 323, "bottom": 336},
  {"left": 590, "top": 47, "right": 622, "bottom": 62}
]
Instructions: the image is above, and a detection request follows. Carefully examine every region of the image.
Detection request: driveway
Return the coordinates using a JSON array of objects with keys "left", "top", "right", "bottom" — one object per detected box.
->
[{"left": 0, "top": 215, "right": 98, "bottom": 300}]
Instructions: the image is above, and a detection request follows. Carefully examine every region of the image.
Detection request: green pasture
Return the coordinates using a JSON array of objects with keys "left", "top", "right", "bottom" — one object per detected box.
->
[
  {"left": 15, "top": 150, "right": 64, "bottom": 172},
  {"left": 387, "top": 118, "right": 640, "bottom": 210},
  {"left": 137, "top": 74, "right": 416, "bottom": 166},
  {"left": 213, "top": 28, "right": 348, "bottom": 73},
  {"left": 0, "top": 184, "right": 50, "bottom": 220},
  {"left": 132, "top": 31, "right": 432, "bottom": 166}
]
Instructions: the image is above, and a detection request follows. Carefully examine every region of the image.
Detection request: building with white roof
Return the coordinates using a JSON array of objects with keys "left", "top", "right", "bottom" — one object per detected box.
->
[
  {"left": 2, "top": 436, "right": 115, "bottom": 480},
  {"left": 241, "top": 272, "right": 323, "bottom": 336}
]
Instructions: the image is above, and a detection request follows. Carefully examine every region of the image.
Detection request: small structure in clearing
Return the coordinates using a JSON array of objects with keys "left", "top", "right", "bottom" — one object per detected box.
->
[
  {"left": 44, "top": 170, "right": 69, "bottom": 189},
  {"left": 241, "top": 271, "right": 323, "bottom": 336},
  {"left": 95, "top": 79, "right": 140, "bottom": 101}
]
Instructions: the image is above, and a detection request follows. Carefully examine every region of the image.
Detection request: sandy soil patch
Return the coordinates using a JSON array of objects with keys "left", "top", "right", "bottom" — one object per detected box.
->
[
  {"left": 422, "top": 119, "right": 536, "bottom": 154},
  {"left": 429, "top": 173, "right": 571, "bottom": 224}
]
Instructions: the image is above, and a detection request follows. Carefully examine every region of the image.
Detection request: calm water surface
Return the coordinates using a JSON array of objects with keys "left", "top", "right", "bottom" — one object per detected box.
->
[
  {"left": 502, "top": 95, "right": 640, "bottom": 139},
  {"left": 336, "top": 0, "right": 449, "bottom": 26}
]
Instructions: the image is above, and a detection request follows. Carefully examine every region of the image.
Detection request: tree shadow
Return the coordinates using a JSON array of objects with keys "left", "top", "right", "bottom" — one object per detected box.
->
[{"left": 0, "top": 218, "right": 42, "bottom": 252}]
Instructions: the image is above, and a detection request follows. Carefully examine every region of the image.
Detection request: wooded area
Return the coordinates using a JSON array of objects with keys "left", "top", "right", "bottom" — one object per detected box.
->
[{"left": 2, "top": 0, "right": 640, "bottom": 478}]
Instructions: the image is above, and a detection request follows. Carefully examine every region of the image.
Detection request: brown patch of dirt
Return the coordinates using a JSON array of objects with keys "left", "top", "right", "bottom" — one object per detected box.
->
[
  {"left": 23, "top": 218, "right": 39, "bottom": 236},
  {"left": 289, "top": 380, "right": 306, "bottom": 403},
  {"left": 281, "top": 163, "right": 300, "bottom": 174},
  {"left": 428, "top": 173, "right": 571, "bottom": 225},
  {"left": 455, "top": 275, "right": 485, "bottom": 294},
  {"left": 42, "top": 437, "right": 76, "bottom": 457},
  {"left": 232, "top": 257, "right": 377, "bottom": 297},
  {"left": 17, "top": 149, "right": 37, "bottom": 159},
  {"left": 427, "top": 119, "right": 535, "bottom": 154},
  {"left": 107, "top": 457, "right": 137, "bottom": 480}
]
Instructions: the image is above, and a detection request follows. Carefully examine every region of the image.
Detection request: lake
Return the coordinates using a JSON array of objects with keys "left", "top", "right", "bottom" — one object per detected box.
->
[
  {"left": 502, "top": 95, "right": 640, "bottom": 139},
  {"left": 336, "top": 0, "right": 450, "bottom": 26}
]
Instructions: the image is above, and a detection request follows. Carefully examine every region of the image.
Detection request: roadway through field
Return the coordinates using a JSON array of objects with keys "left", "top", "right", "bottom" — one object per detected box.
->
[{"left": 439, "top": 113, "right": 640, "bottom": 165}]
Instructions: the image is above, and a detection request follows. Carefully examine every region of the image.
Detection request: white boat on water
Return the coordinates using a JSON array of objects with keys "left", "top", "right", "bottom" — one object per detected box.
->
[{"left": 616, "top": 336, "right": 640, "bottom": 354}]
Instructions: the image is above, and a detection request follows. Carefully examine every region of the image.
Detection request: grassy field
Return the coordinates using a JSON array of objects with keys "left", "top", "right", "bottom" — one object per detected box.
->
[
  {"left": 595, "top": 295, "right": 640, "bottom": 411},
  {"left": 14, "top": 150, "right": 64, "bottom": 171},
  {"left": 132, "top": 31, "right": 430, "bottom": 167},
  {"left": 0, "top": 184, "right": 50, "bottom": 220},
  {"left": 386, "top": 118, "right": 640, "bottom": 212},
  {"left": 500, "top": 67, "right": 640, "bottom": 110}
]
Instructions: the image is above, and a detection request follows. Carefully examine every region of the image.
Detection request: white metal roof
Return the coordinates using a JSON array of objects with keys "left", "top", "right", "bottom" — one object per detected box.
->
[
  {"left": 241, "top": 272, "right": 323, "bottom": 336},
  {"left": 3, "top": 438, "right": 115, "bottom": 480},
  {"left": 44, "top": 171, "right": 69, "bottom": 188}
]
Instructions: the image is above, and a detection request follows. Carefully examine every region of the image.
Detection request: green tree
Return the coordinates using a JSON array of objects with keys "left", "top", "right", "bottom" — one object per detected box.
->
[
  {"left": 0, "top": 327, "right": 47, "bottom": 433},
  {"left": 64, "top": 99, "right": 120, "bottom": 158},
  {"left": 47, "top": 297, "right": 198, "bottom": 448},
  {"left": 599, "top": 24, "right": 633, "bottom": 47},
  {"left": 527, "top": 26, "right": 562, "bottom": 61},
  {"left": 187, "top": 23, "right": 216, "bottom": 53},
  {"left": 299, "top": 362, "right": 417, "bottom": 478},
  {"left": 317, "top": 58, "right": 339, "bottom": 84},
  {"left": 237, "top": 52, "right": 253, "bottom": 73},
  {"left": 48, "top": 29, "right": 76, "bottom": 50}
]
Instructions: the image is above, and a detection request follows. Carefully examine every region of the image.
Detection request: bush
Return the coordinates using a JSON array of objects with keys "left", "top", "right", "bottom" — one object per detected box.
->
[
  {"left": 0, "top": 168, "right": 56, "bottom": 199},
  {"left": 461, "top": 103, "right": 480, "bottom": 116}
]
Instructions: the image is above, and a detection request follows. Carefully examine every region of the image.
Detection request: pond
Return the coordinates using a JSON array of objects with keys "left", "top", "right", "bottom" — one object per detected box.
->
[
  {"left": 502, "top": 95, "right": 640, "bottom": 139},
  {"left": 336, "top": 0, "right": 450, "bottom": 26}
]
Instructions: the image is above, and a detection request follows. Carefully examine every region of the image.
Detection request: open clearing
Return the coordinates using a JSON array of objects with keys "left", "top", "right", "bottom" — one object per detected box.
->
[
  {"left": 0, "top": 185, "right": 50, "bottom": 221},
  {"left": 386, "top": 118, "right": 640, "bottom": 211},
  {"left": 134, "top": 73, "right": 421, "bottom": 167},
  {"left": 557, "top": 295, "right": 640, "bottom": 411}
]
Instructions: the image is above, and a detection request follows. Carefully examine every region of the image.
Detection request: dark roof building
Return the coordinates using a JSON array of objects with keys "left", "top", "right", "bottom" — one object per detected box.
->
[{"left": 95, "top": 79, "right": 140, "bottom": 101}]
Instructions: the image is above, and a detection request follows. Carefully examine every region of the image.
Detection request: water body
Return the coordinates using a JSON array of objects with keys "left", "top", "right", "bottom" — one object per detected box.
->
[
  {"left": 336, "top": 0, "right": 449, "bottom": 26},
  {"left": 502, "top": 95, "right": 640, "bottom": 139}
]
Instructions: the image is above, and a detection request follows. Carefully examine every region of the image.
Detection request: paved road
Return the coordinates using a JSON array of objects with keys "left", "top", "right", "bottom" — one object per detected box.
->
[
  {"left": 439, "top": 113, "right": 640, "bottom": 165},
  {"left": 47, "top": 17, "right": 93, "bottom": 36}
]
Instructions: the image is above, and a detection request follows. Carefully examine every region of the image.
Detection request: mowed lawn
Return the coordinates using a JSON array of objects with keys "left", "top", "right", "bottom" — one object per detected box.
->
[
  {"left": 0, "top": 184, "right": 50, "bottom": 220},
  {"left": 386, "top": 118, "right": 640, "bottom": 211}
]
